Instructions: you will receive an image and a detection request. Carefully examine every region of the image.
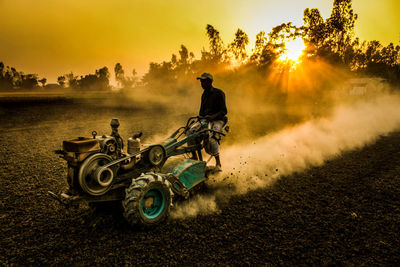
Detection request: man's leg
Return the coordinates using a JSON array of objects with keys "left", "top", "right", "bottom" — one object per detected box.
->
[
  {"left": 215, "top": 155, "right": 221, "bottom": 168},
  {"left": 191, "top": 152, "right": 198, "bottom": 160},
  {"left": 208, "top": 120, "right": 224, "bottom": 168}
]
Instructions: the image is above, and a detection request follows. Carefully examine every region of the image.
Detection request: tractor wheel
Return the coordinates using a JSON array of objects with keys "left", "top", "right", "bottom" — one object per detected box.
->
[{"left": 123, "top": 173, "right": 173, "bottom": 226}]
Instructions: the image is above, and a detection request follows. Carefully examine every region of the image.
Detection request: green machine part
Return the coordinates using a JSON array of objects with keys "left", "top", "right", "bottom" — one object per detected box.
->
[{"left": 166, "top": 159, "right": 206, "bottom": 190}]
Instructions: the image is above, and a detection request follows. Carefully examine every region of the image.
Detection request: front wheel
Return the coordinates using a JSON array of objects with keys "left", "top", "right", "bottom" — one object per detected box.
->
[{"left": 123, "top": 173, "right": 173, "bottom": 226}]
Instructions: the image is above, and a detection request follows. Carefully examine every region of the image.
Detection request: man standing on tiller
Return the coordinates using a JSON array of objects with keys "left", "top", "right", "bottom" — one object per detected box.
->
[{"left": 187, "top": 73, "right": 228, "bottom": 171}]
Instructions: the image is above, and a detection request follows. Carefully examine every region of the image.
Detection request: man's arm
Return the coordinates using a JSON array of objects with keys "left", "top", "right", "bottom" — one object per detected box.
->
[{"left": 199, "top": 93, "right": 205, "bottom": 117}]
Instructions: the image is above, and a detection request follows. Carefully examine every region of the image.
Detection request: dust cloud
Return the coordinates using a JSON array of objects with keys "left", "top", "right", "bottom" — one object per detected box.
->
[{"left": 171, "top": 92, "right": 400, "bottom": 219}]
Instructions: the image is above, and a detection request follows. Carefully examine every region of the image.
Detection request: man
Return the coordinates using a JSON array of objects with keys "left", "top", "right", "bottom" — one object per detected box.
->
[{"left": 187, "top": 72, "right": 227, "bottom": 170}]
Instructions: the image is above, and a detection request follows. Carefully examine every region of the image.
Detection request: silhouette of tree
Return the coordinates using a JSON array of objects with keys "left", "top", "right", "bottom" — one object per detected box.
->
[
  {"left": 0, "top": 62, "right": 12, "bottom": 89},
  {"left": 20, "top": 74, "right": 38, "bottom": 89},
  {"left": 203, "top": 24, "right": 226, "bottom": 63},
  {"left": 269, "top": 22, "right": 299, "bottom": 42},
  {"left": 303, "top": 8, "right": 327, "bottom": 53},
  {"left": 77, "top": 66, "right": 110, "bottom": 90},
  {"left": 171, "top": 54, "right": 178, "bottom": 69},
  {"left": 113, "top": 63, "right": 138, "bottom": 89},
  {"left": 357, "top": 41, "right": 400, "bottom": 83},
  {"left": 381, "top": 43, "right": 399, "bottom": 66},
  {"left": 250, "top": 31, "right": 267, "bottom": 62},
  {"left": 4, "top": 67, "right": 14, "bottom": 88},
  {"left": 57, "top": 76, "right": 66, "bottom": 87},
  {"left": 142, "top": 44, "right": 197, "bottom": 92},
  {"left": 178, "top": 45, "right": 189, "bottom": 65},
  {"left": 229, "top": 28, "right": 249, "bottom": 62},
  {"left": 124, "top": 68, "right": 138, "bottom": 88},
  {"left": 0, "top": 62, "right": 46, "bottom": 90},
  {"left": 249, "top": 26, "right": 289, "bottom": 68},
  {"left": 302, "top": 0, "right": 357, "bottom": 64},
  {"left": 96, "top": 66, "right": 110, "bottom": 89},
  {"left": 176, "top": 45, "right": 195, "bottom": 77},
  {"left": 366, "top": 41, "right": 382, "bottom": 62},
  {"left": 142, "top": 61, "right": 174, "bottom": 89},
  {"left": 64, "top": 72, "right": 78, "bottom": 88},
  {"left": 10, "top": 68, "right": 21, "bottom": 87},
  {"left": 259, "top": 42, "right": 281, "bottom": 67},
  {"left": 326, "top": 0, "right": 357, "bottom": 57},
  {"left": 114, "top": 63, "right": 125, "bottom": 87},
  {"left": 38, "top": 78, "right": 47, "bottom": 87},
  {"left": 79, "top": 74, "right": 97, "bottom": 90}
]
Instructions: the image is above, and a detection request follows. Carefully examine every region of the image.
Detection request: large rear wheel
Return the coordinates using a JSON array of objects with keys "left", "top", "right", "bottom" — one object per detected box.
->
[{"left": 123, "top": 173, "right": 173, "bottom": 226}]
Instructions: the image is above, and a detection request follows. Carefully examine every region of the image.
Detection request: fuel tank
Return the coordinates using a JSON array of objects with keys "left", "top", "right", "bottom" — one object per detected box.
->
[
  {"left": 63, "top": 137, "right": 99, "bottom": 153},
  {"left": 62, "top": 137, "right": 100, "bottom": 163}
]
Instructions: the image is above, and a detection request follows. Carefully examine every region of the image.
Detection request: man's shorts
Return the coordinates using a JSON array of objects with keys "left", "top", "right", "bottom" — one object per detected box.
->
[{"left": 186, "top": 119, "right": 224, "bottom": 157}]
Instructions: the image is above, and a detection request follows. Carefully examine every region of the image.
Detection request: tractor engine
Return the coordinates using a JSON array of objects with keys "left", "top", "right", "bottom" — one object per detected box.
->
[{"left": 57, "top": 118, "right": 140, "bottom": 196}]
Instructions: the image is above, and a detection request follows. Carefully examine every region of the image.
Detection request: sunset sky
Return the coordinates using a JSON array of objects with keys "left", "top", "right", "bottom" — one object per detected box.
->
[{"left": 0, "top": 0, "right": 399, "bottom": 83}]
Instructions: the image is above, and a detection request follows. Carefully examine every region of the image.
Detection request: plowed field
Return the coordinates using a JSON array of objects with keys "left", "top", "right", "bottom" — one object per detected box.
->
[{"left": 1, "top": 98, "right": 399, "bottom": 266}]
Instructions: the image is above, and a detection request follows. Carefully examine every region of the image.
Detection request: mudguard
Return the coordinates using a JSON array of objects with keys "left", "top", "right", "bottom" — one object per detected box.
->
[{"left": 165, "top": 159, "right": 206, "bottom": 190}]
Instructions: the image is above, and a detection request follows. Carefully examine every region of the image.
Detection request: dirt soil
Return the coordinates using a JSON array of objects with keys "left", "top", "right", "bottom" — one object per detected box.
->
[{"left": 1, "top": 99, "right": 400, "bottom": 266}]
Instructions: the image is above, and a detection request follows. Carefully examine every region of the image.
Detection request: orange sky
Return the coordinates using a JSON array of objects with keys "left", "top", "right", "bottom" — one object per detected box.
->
[{"left": 0, "top": 0, "right": 399, "bottom": 83}]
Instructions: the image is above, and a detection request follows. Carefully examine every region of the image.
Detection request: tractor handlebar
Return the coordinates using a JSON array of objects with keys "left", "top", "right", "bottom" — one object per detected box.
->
[
  {"left": 197, "top": 128, "right": 226, "bottom": 137},
  {"left": 185, "top": 116, "right": 200, "bottom": 129},
  {"left": 170, "top": 116, "right": 227, "bottom": 140}
]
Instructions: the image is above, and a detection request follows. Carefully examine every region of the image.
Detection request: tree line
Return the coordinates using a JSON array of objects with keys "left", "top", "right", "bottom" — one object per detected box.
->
[
  {"left": 0, "top": 63, "right": 112, "bottom": 91},
  {"left": 0, "top": 0, "right": 399, "bottom": 92},
  {"left": 141, "top": 0, "right": 399, "bottom": 93}
]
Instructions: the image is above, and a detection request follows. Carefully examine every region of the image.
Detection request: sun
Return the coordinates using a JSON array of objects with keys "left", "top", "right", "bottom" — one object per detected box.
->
[{"left": 279, "top": 38, "right": 306, "bottom": 63}]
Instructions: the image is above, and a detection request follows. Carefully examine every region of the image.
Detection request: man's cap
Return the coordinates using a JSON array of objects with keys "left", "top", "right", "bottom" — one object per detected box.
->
[{"left": 196, "top": 73, "right": 213, "bottom": 81}]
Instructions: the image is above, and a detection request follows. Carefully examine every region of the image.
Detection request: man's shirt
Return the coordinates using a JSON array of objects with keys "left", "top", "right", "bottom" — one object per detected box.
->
[{"left": 199, "top": 87, "right": 227, "bottom": 120}]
